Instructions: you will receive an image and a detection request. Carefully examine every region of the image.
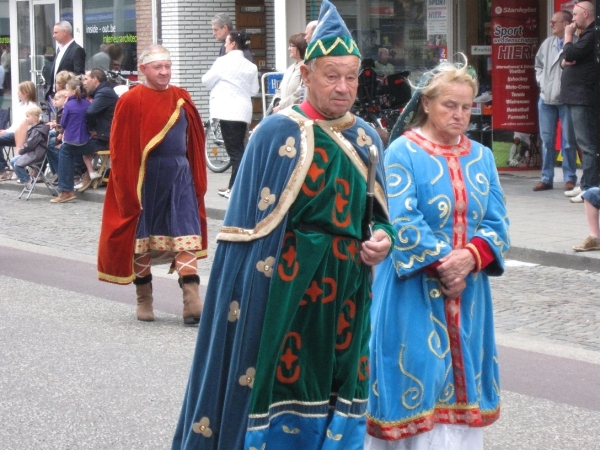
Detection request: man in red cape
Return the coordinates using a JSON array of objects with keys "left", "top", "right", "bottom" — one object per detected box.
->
[{"left": 98, "top": 45, "right": 208, "bottom": 325}]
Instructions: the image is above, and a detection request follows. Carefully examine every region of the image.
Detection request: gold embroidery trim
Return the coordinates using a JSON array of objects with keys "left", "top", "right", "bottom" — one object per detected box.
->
[
  {"left": 465, "top": 243, "right": 481, "bottom": 272},
  {"left": 98, "top": 270, "right": 136, "bottom": 285},
  {"left": 217, "top": 111, "right": 314, "bottom": 242}
]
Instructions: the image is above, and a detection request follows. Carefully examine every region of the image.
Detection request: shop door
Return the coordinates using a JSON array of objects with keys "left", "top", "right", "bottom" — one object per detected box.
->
[{"left": 15, "top": 0, "right": 57, "bottom": 105}]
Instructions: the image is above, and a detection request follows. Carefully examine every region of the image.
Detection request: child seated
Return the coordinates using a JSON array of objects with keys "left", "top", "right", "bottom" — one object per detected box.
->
[
  {"left": 47, "top": 89, "right": 68, "bottom": 176},
  {"left": 10, "top": 105, "right": 50, "bottom": 189}
]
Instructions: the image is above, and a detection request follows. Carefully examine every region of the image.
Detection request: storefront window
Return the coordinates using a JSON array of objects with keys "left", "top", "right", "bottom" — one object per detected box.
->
[
  {"left": 82, "top": 0, "right": 137, "bottom": 78},
  {"left": 308, "top": 0, "right": 446, "bottom": 82},
  {"left": 0, "top": 0, "right": 9, "bottom": 98},
  {"left": 16, "top": 1, "right": 31, "bottom": 83}
]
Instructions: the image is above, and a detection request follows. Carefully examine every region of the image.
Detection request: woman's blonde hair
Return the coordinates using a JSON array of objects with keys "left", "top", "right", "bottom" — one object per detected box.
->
[
  {"left": 55, "top": 70, "right": 76, "bottom": 91},
  {"left": 18, "top": 81, "right": 37, "bottom": 103},
  {"left": 409, "top": 60, "right": 478, "bottom": 130}
]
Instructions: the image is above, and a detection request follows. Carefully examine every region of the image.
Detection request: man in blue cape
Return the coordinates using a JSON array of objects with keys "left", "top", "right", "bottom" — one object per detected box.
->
[{"left": 172, "top": 2, "right": 394, "bottom": 448}]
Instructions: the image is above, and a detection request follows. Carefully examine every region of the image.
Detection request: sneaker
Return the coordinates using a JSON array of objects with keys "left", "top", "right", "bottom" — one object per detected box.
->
[
  {"left": 89, "top": 171, "right": 102, "bottom": 180},
  {"left": 565, "top": 186, "right": 582, "bottom": 197},
  {"left": 24, "top": 181, "right": 34, "bottom": 190},
  {"left": 573, "top": 236, "right": 600, "bottom": 252},
  {"left": 218, "top": 186, "right": 229, "bottom": 193},
  {"left": 74, "top": 181, "right": 84, "bottom": 190},
  {"left": 570, "top": 192, "right": 584, "bottom": 203},
  {"left": 218, "top": 189, "right": 231, "bottom": 199}
]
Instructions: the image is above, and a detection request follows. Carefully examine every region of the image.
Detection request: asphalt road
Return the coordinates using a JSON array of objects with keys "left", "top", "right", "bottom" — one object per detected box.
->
[{"left": 0, "top": 188, "right": 599, "bottom": 449}]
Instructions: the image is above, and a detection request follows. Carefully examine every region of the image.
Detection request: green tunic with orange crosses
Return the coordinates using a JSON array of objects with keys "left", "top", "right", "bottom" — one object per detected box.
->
[{"left": 245, "top": 110, "right": 395, "bottom": 449}]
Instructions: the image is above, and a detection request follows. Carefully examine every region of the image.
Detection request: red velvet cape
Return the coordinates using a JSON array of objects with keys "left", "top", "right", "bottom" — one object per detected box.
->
[{"left": 97, "top": 84, "right": 207, "bottom": 285}]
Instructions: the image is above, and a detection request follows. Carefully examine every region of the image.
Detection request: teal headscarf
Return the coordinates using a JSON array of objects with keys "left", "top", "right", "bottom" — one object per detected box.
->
[{"left": 389, "top": 60, "right": 477, "bottom": 145}]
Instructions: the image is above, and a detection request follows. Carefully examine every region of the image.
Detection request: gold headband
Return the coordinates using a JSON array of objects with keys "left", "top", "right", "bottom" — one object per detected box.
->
[{"left": 141, "top": 51, "right": 171, "bottom": 65}]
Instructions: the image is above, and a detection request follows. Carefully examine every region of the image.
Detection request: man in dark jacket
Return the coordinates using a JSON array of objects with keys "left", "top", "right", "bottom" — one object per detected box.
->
[
  {"left": 77, "top": 68, "right": 119, "bottom": 191},
  {"left": 560, "top": 1, "right": 600, "bottom": 202}
]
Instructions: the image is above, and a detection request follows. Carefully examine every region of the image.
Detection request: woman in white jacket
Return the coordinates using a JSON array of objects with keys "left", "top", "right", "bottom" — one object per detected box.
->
[
  {"left": 202, "top": 30, "right": 258, "bottom": 198},
  {"left": 268, "top": 33, "right": 307, "bottom": 114},
  {"left": 0, "top": 81, "right": 38, "bottom": 180}
]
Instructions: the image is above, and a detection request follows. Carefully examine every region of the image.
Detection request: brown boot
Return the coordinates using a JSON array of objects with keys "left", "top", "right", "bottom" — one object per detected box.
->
[
  {"left": 134, "top": 275, "right": 154, "bottom": 322},
  {"left": 179, "top": 274, "right": 202, "bottom": 326}
]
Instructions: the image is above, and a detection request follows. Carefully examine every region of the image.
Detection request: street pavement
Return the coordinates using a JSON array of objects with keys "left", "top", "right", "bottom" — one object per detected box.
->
[{"left": 1, "top": 167, "right": 599, "bottom": 448}]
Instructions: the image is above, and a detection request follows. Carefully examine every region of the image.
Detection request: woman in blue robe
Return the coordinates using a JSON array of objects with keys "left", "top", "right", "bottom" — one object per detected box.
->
[{"left": 365, "top": 60, "right": 510, "bottom": 450}]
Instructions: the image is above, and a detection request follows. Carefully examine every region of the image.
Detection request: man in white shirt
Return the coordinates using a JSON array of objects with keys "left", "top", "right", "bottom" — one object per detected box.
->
[{"left": 45, "top": 21, "right": 85, "bottom": 100}]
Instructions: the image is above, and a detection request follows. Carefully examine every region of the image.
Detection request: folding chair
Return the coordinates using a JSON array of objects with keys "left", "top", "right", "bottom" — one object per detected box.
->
[
  {"left": 18, "top": 152, "right": 60, "bottom": 200},
  {"left": 92, "top": 149, "right": 110, "bottom": 189}
]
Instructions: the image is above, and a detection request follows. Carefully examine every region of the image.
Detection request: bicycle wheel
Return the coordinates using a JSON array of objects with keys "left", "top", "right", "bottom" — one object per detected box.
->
[{"left": 205, "top": 120, "right": 231, "bottom": 173}]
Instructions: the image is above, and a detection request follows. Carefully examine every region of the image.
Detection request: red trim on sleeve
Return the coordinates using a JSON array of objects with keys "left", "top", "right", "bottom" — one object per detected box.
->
[
  {"left": 423, "top": 260, "right": 442, "bottom": 275},
  {"left": 467, "top": 237, "right": 495, "bottom": 272}
]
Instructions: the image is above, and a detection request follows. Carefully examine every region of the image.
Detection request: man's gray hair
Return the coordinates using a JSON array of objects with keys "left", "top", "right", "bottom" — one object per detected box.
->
[
  {"left": 212, "top": 13, "right": 233, "bottom": 30},
  {"left": 55, "top": 21, "right": 73, "bottom": 35}
]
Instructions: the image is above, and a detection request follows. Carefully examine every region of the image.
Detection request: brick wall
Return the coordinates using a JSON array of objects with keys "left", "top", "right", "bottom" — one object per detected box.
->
[
  {"left": 135, "top": 0, "right": 153, "bottom": 84},
  {"left": 132, "top": 0, "right": 276, "bottom": 119},
  {"left": 158, "top": 0, "right": 275, "bottom": 120}
]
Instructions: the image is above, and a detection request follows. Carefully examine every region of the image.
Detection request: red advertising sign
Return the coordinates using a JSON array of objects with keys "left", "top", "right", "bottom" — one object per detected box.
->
[
  {"left": 556, "top": 1, "right": 577, "bottom": 12},
  {"left": 491, "top": 0, "right": 539, "bottom": 133}
]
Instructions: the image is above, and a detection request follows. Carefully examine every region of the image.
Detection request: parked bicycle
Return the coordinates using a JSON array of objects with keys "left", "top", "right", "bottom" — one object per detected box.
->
[
  {"left": 105, "top": 70, "right": 140, "bottom": 96},
  {"left": 204, "top": 118, "right": 231, "bottom": 173}
]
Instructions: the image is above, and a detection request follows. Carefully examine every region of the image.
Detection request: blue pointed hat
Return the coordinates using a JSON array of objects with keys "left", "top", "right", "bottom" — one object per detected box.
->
[{"left": 304, "top": 0, "right": 361, "bottom": 62}]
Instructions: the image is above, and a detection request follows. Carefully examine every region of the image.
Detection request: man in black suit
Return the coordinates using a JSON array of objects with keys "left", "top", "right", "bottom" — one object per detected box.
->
[{"left": 46, "top": 21, "right": 85, "bottom": 100}]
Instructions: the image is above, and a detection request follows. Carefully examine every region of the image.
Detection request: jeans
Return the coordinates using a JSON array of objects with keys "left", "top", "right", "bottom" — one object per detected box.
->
[
  {"left": 0, "top": 131, "right": 16, "bottom": 171},
  {"left": 10, "top": 155, "right": 30, "bottom": 183},
  {"left": 47, "top": 130, "right": 59, "bottom": 175},
  {"left": 219, "top": 120, "right": 248, "bottom": 189},
  {"left": 58, "top": 138, "right": 107, "bottom": 192},
  {"left": 538, "top": 99, "right": 577, "bottom": 185},
  {"left": 569, "top": 105, "right": 598, "bottom": 190}
]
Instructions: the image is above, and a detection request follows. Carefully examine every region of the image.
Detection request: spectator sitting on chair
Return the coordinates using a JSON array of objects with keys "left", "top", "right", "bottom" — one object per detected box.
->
[
  {"left": 54, "top": 70, "right": 76, "bottom": 93},
  {"left": 77, "top": 68, "right": 118, "bottom": 192},
  {"left": 10, "top": 105, "right": 49, "bottom": 190},
  {"left": 0, "top": 81, "right": 38, "bottom": 180},
  {"left": 46, "top": 89, "right": 68, "bottom": 177},
  {"left": 573, "top": 187, "right": 600, "bottom": 251},
  {"left": 53, "top": 78, "right": 90, "bottom": 203}
]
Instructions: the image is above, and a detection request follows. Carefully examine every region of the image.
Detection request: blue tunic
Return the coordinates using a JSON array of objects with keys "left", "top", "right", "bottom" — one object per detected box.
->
[
  {"left": 134, "top": 109, "right": 202, "bottom": 255},
  {"left": 366, "top": 131, "right": 510, "bottom": 441}
]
